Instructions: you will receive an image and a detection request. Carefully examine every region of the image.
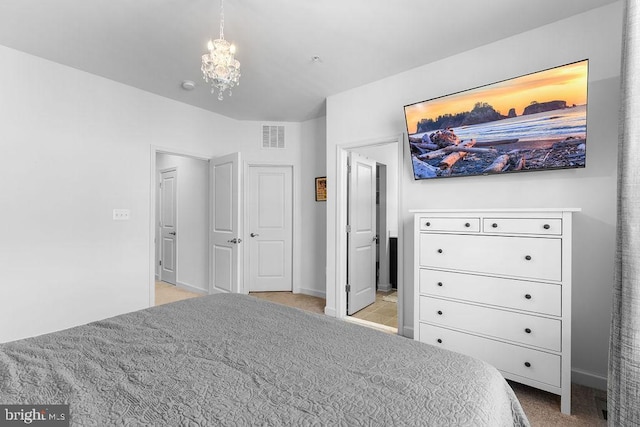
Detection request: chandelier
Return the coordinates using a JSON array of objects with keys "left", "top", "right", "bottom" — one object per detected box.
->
[{"left": 201, "top": 0, "right": 241, "bottom": 100}]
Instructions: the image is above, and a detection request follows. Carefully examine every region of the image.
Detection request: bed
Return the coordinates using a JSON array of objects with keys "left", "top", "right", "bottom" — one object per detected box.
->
[{"left": 0, "top": 294, "right": 529, "bottom": 426}]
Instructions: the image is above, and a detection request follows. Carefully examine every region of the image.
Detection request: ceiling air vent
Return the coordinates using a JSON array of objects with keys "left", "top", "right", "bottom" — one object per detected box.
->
[{"left": 262, "top": 125, "right": 285, "bottom": 149}]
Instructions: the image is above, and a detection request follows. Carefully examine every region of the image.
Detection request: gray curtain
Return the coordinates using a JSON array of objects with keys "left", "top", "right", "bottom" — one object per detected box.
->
[{"left": 608, "top": 0, "right": 640, "bottom": 425}]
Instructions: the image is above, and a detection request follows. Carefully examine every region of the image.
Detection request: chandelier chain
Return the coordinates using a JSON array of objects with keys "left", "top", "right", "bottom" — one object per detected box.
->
[{"left": 219, "top": 0, "right": 224, "bottom": 40}]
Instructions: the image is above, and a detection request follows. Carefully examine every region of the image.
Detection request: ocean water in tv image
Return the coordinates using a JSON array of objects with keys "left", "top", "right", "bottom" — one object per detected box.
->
[
  {"left": 442, "top": 105, "right": 587, "bottom": 144},
  {"left": 408, "top": 105, "right": 587, "bottom": 180}
]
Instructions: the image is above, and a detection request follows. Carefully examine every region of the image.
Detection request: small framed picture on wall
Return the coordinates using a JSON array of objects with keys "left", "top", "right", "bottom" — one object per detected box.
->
[{"left": 315, "top": 177, "right": 327, "bottom": 201}]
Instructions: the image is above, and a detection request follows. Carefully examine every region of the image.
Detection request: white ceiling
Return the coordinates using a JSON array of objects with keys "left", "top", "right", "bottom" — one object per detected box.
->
[{"left": 0, "top": 0, "right": 618, "bottom": 122}]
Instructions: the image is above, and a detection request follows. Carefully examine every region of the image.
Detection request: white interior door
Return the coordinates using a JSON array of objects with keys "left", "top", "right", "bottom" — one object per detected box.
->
[
  {"left": 210, "top": 153, "right": 242, "bottom": 294},
  {"left": 160, "top": 168, "right": 177, "bottom": 285},
  {"left": 247, "top": 166, "right": 293, "bottom": 292},
  {"left": 347, "top": 152, "right": 377, "bottom": 315}
]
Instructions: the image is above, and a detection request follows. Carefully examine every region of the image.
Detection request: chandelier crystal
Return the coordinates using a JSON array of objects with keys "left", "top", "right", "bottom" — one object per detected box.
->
[{"left": 201, "top": 0, "right": 241, "bottom": 100}]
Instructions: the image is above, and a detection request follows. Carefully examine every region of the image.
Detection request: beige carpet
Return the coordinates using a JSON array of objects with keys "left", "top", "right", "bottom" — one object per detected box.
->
[
  {"left": 248, "top": 291, "right": 325, "bottom": 314},
  {"left": 155, "top": 281, "right": 206, "bottom": 306},
  {"left": 510, "top": 381, "right": 606, "bottom": 426},
  {"left": 154, "top": 284, "right": 607, "bottom": 426}
]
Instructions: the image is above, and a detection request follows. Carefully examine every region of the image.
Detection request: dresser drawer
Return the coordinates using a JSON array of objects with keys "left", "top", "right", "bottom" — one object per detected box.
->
[
  {"left": 483, "top": 218, "right": 562, "bottom": 235},
  {"left": 419, "top": 296, "right": 561, "bottom": 351},
  {"left": 419, "top": 323, "right": 561, "bottom": 387},
  {"left": 419, "top": 233, "right": 562, "bottom": 281},
  {"left": 419, "top": 217, "right": 480, "bottom": 232},
  {"left": 419, "top": 269, "right": 561, "bottom": 316}
]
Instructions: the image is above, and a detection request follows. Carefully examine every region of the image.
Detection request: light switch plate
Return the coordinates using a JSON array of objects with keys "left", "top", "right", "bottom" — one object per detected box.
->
[{"left": 113, "top": 209, "right": 130, "bottom": 220}]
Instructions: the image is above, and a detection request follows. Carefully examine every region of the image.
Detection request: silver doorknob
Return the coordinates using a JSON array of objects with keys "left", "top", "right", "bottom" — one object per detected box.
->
[
  {"left": 228, "top": 238, "right": 238, "bottom": 243},
  {"left": 250, "top": 233, "right": 259, "bottom": 237},
  {"left": 169, "top": 232, "right": 176, "bottom": 235},
  {"left": 373, "top": 236, "right": 378, "bottom": 242}
]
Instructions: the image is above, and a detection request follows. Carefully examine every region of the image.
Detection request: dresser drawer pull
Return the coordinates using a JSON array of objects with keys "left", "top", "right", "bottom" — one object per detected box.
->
[
  {"left": 525, "top": 328, "right": 532, "bottom": 334},
  {"left": 425, "top": 222, "right": 431, "bottom": 227},
  {"left": 437, "top": 338, "right": 442, "bottom": 344},
  {"left": 465, "top": 222, "right": 470, "bottom": 227},
  {"left": 543, "top": 224, "right": 551, "bottom": 230},
  {"left": 437, "top": 249, "right": 443, "bottom": 254},
  {"left": 437, "top": 282, "right": 443, "bottom": 287},
  {"left": 492, "top": 223, "right": 498, "bottom": 228},
  {"left": 525, "top": 255, "right": 532, "bottom": 261},
  {"left": 524, "top": 362, "right": 532, "bottom": 368},
  {"left": 437, "top": 310, "right": 443, "bottom": 315},
  {"left": 525, "top": 294, "right": 532, "bottom": 299}
]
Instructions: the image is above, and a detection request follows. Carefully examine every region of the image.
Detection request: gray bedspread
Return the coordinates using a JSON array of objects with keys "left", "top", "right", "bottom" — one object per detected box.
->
[{"left": 0, "top": 294, "right": 529, "bottom": 426}]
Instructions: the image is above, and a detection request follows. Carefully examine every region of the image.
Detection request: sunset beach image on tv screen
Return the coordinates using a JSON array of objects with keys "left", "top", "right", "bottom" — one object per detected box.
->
[{"left": 404, "top": 59, "right": 588, "bottom": 180}]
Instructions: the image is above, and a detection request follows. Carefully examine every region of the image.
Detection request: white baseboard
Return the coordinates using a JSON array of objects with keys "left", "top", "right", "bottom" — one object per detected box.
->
[
  {"left": 176, "top": 281, "right": 208, "bottom": 295},
  {"left": 324, "top": 306, "right": 336, "bottom": 317},
  {"left": 298, "top": 287, "right": 326, "bottom": 299},
  {"left": 377, "top": 282, "right": 392, "bottom": 292},
  {"left": 403, "top": 326, "right": 414, "bottom": 339},
  {"left": 344, "top": 316, "right": 397, "bottom": 334},
  {"left": 572, "top": 368, "right": 607, "bottom": 391}
]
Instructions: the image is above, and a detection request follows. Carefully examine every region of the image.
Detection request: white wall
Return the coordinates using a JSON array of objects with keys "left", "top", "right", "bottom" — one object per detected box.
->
[
  {"left": 0, "top": 43, "right": 311, "bottom": 343},
  {"left": 300, "top": 116, "right": 327, "bottom": 297},
  {"left": 155, "top": 153, "right": 209, "bottom": 293},
  {"left": 325, "top": 2, "right": 623, "bottom": 390}
]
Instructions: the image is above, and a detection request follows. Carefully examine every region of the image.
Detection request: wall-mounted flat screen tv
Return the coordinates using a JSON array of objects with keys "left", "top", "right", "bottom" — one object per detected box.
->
[{"left": 404, "top": 59, "right": 588, "bottom": 180}]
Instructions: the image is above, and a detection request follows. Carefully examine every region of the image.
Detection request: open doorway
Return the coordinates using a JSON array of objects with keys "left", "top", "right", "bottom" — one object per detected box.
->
[
  {"left": 347, "top": 160, "right": 398, "bottom": 331},
  {"left": 158, "top": 167, "right": 177, "bottom": 285},
  {"left": 339, "top": 137, "right": 401, "bottom": 333},
  {"left": 154, "top": 152, "right": 210, "bottom": 304}
]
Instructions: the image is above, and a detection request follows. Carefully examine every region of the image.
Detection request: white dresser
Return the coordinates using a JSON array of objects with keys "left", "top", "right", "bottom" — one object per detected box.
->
[{"left": 412, "top": 208, "right": 578, "bottom": 414}]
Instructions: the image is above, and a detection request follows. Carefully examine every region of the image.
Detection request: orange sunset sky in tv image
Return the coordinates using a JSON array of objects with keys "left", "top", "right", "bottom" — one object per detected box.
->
[{"left": 405, "top": 60, "right": 589, "bottom": 134}]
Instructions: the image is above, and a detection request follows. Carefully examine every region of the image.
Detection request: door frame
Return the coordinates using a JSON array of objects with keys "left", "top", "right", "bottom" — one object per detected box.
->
[
  {"left": 334, "top": 134, "right": 404, "bottom": 334},
  {"left": 149, "top": 146, "right": 211, "bottom": 307},
  {"left": 376, "top": 163, "right": 391, "bottom": 292},
  {"left": 243, "top": 162, "right": 299, "bottom": 295}
]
